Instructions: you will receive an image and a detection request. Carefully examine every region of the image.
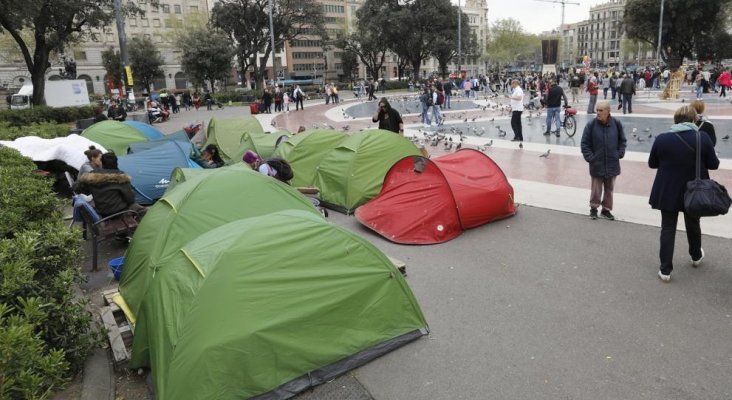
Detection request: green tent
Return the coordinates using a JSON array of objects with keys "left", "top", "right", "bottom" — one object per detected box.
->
[
  {"left": 81, "top": 120, "right": 148, "bottom": 154},
  {"left": 232, "top": 129, "right": 291, "bottom": 161},
  {"left": 204, "top": 116, "right": 264, "bottom": 162},
  {"left": 315, "top": 130, "right": 422, "bottom": 214},
  {"left": 119, "top": 164, "right": 321, "bottom": 320},
  {"left": 132, "top": 209, "right": 428, "bottom": 400},
  {"left": 167, "top": 166, "right": 210, "bottom": 192},
  {"left": 273, "top": 129, "right": 348, "bottom": 188}
]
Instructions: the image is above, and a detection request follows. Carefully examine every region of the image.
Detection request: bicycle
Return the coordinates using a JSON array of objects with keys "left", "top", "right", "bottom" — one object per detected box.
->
[{"left": 562, "top": 105, "right": 578, "bottom": 137}]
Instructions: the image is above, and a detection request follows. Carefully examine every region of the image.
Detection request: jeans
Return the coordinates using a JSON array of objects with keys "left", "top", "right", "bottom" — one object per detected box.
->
[
  {"left": 603, "top": 88, "right": 608, "bottom": 99},
  {"left": 587, "top": 95, "right": 597, "bottom": 114},
  {"left": 622, "top": 94, "right": 632, "bottom": 113},
  {"left": 696, "top": 84, "right": 703, "bottom": 99},
  {"left": 545, "top": 107, "right": 561, "bottom": 132},
  {"left": 511, "top": 111, "right": 523, "bottom": 140},
  {"left": 431, "top": 105, "right": 443, "bottom": 124},
  {"left": 421, "top": 103, "right": 431, "bottom": 125},
  {"left": 445, "top": 94, "right": 451, "bottom": 109},
  {"left": 659, "top": 210, "right": 702, "bottom": 275}
]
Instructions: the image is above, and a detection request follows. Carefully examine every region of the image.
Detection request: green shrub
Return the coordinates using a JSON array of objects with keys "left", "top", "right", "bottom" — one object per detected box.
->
[
  {"left": 0, "top": 147, "right": 99, "bottom": 398},
  {"left": 0, "top": 122, "right": 71, "bottom": 141},
  {"left": 0, "top": 106, "right": 94, "bottom": 127}
]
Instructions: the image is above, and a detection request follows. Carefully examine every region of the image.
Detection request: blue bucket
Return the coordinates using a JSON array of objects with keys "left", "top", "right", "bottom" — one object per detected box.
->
[{"left": 108, "top": 257, "right": 125, "bottom": 281}]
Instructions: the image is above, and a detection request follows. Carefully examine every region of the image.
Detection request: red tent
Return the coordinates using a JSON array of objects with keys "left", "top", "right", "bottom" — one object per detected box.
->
[{"left": 355, "top": 149, "right": 517, "bottom": 244}]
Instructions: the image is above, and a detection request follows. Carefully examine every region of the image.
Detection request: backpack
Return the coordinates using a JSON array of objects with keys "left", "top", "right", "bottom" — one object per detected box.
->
[
  {"left": 264, "top": 157, "right": 293, "bottom": 183},
  {"left": 436, "top": 91, "right": 445, "bottom": 106}
]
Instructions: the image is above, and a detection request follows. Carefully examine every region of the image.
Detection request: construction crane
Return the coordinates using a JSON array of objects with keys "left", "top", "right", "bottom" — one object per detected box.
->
[{"left": 531, "top": 0, "right": 580, "bottom": 27}]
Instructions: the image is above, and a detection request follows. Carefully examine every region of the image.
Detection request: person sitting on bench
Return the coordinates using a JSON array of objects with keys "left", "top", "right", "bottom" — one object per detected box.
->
[{"left": 74, "top": 152, "right": 146, "bottom": 219}]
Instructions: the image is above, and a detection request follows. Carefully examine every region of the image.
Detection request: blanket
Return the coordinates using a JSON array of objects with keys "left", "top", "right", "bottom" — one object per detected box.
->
[{"left": 0, "top": 134, "right": 106, "bottom": 171}]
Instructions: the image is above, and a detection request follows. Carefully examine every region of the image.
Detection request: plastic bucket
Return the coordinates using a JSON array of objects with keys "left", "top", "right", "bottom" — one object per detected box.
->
[{"left": 108, "top": 257, "right": 125, "bottom": 281}]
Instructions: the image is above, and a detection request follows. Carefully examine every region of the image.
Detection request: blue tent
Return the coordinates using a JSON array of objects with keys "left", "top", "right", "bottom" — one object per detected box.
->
[
  {"left": 124, "top": 121, "right": 165, "bottom": 140},
  {"left": 118, "top": 141, "right": 202, "bottom": 204}
]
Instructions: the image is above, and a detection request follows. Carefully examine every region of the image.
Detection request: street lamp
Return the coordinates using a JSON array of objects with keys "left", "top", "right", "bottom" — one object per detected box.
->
[
  {"left": 656, "top": 0, "right": 665, "bottom": 66},
  {"left": 457, "top": 0, "right": 461, "bottom": 75},
  {"left": 268, "top": 0, "right": 277, "bottom": 86}
]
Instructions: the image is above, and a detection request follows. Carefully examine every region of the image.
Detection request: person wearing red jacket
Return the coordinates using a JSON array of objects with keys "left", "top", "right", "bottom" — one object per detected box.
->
[
  {"left": 587, "top": 75, "right": 599, "bottom": 114},
  {"left": 718, "top": 68, "right": 731, "bottom": 98}
]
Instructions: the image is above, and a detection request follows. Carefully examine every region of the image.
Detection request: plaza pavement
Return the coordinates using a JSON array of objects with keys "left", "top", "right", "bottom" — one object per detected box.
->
[{"left": 84, "top": 86, "right": 732, "bottom": 399}]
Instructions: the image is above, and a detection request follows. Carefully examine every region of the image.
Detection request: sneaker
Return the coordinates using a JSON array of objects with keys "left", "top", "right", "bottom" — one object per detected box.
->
[
  {"left": 600, "top": 210, "right": 615, "bottom": 220},
  {"left": 658, "top": 270, "right": 671, "bottom": 282},
  {"left": 543, "top": 131, "right": 551, "bottom": 136},
  {"left": 555, "top": 131, "right": 560, "bottom": 137},
  {"left": 589, "top": 209, "right": 598, "bottom": 220},
  {"left": 692, "top": 248, "right": 705, "bottom": 267}
]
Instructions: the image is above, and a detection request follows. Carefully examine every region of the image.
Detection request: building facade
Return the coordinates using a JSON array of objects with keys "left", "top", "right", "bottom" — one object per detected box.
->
[
  {"left": 575, "top": 0, "right": 626, "bottom": 67},
  {"left": 0, "top": 0, "right": 209, "bottom": 95}
]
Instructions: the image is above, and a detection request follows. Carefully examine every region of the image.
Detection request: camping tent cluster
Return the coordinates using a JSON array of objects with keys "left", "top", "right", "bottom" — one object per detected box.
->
[
  {"left": 356, "top": 149, "right": 517, "bottom": 244},
  {"left": 273, "top": 129, "right": 422, "bottom": 213},
  {"left": 118, "top": 164, "right": 428, "bottom": 399},
  {"left": 204, "top": 116, "right": 289, "bottom": 163}
]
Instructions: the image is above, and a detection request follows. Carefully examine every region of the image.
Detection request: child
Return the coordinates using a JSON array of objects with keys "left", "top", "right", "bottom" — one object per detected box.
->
[{"left": 283, "top": 91, "right": 290, "bottom": 113}]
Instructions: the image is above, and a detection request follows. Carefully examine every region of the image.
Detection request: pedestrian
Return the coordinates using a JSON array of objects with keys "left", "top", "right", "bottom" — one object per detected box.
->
[
  {"left": 609, "top": 73, "right": 617, "bottom": 100},
  {"left": 580, "top": 101, "right": 627, "bottom": 221},
  {"left": 718, "top": 68, "right": 730, "bottom": 98},
  {"left": 430, "top": 84, "right": 444, "bottom": 126},
  {"left": 508, "top": 79, "right": 524, "bottom": 142},
  {"left": 274, "top": 87, "right": 282, "bottom": 112},
  {"left": 463, "top": 78, "right": 473, "bottom": 98},
  {"left": 372, "top": 97, "right": 404, "bottom": 135},
  {"left": 293, "top": 85, "right": 304, "bottom": 111},
  {"left": 380, "top": 78, "right": 386, "bottom": 94},
  {"left": 601, "top": 73, "right": 610, "bottom": 99},
  {"left": 544, "top": 79, "right": 569, "bottom": 137},
  {"left": 282, "top": 91, "right": 290, "bottom": 113},
  {"left": 570, "top": 74, "right": 581, "bottom": 103},
  {"left": 648, "top": 105, "right": 720, "bottom": 282},
  {"left": 204, "top": 92, "right": 213, "bottom": 111},
  {"left": 587, "top": 76, "right": 598, "bottom": 114},
  {"left": 262, "top": 89, "right": 272, "bottom": 113},
  {"left": 619, "top": 73, "right": 635, "bottom": 114},
  {"left": 443, "top": 79, "right": 453, "bottom": 109},
  {"left": 420, "top": 86, "right": 432, "bottom": 127}
]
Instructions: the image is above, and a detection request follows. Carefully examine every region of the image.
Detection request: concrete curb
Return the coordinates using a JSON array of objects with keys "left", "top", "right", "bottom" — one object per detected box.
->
[{"left": 80, "top": 347, "right": 115, "bottom": 400}]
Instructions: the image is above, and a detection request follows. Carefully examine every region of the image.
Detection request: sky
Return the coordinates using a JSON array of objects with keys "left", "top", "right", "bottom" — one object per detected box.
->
[{"left": 483, "top": 0, "right": 610, "bottom": 34}]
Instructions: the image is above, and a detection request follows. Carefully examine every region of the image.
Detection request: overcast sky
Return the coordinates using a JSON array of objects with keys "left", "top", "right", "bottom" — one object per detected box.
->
[{"left": 483, "top": 0, "right": 611, "bottom": 34}]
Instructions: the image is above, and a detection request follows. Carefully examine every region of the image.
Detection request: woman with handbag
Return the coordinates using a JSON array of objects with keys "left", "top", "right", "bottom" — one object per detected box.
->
[{"left": 648, "top": 105, "right": 720, "bottom": 282}]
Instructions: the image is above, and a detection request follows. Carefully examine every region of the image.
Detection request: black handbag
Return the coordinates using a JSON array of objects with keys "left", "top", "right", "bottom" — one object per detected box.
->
[{"left": 676, "top": 131, "right": 731, "bottom": 217}]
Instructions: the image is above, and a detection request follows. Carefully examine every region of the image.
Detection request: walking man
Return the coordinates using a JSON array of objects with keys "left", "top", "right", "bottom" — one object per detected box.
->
[
  {"left": 508, "top": 79, "right": 524, "bottom": 142},
  {"left": 580, "top": 101, "right": 627, "bottom": 220},
  {"left": 293, "top": 85, "right": 305, "bottom": 111},
  {"left": 619, "top": 74, "right": 635, "bottom": 114},
  {"left": 544, "top": 79, "right": 568, "bottom": 137}
]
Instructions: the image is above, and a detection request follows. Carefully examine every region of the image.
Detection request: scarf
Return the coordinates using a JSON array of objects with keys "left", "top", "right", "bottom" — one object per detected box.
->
[{"left": 669, "top": 122, "right": 698, "bottom": 133}]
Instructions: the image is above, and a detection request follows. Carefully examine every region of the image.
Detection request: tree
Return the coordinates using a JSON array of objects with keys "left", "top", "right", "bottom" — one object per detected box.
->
[
  {"left": 432, "top": 11, "right": 475, "bottom": 79},
  {"left": 486, "top": 19, "right": 541, "bottom": 70},
  {"left": 340, "top": 50, "right": 359, "bottom": 81},
  {"left": 101, "top": 47, "right": 124, "bottom": 91},
  {"left": 624, "top": 0, "right": 732, "bottom": 69},
  {"left": 0, "top": 0, "right": 147, "bottom": 105},
  {"left": 388, "top": 0, "right": 457, "bottom": 81},
  {"left": 211, "top": 0, "right": 324, "bottom": 89},
  {"left": 180, "top": 27, "right": 234, "bottom": 93},
  {"left": 128, "top": 37, "right": 165, "bottom": 93},
  {"left": 339, "top": 0, "right": 397, "bottom": 81}
]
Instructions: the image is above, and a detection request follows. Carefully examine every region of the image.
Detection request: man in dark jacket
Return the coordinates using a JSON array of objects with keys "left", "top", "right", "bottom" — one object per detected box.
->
[
  {"left": 544, "top": 79, "right": 568, "bottom": 136},
  {"left": 619, "top": 74, "right": 636, "bottom": 114},
  {"left": 74, "top": 153, "right": 145, "bottom": 218},
  {"left": 580, "top": 101, "right": 627, "bottom": 220}
]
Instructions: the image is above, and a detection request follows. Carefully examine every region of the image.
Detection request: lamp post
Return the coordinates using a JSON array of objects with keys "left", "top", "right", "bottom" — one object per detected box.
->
[
  {"left": 268, "top": 0, "right": 277, "bottom": 86},
  {"left": 457, "top": 0, "right": 461, "bottom": 76},
  {"left": 656, "top": 0, "right": 665, "bottom": 66}
]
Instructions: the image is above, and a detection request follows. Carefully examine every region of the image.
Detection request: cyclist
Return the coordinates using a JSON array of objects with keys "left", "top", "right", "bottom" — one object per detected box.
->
[{"left": 544, "top": 79, "right": 569, "bottom": 137}]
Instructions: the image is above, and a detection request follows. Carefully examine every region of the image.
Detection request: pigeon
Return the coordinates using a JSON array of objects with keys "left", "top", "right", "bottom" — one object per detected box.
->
[
  {"left": 463, "top": 118, "right": 468, "bottom": 123},
  {"left": 455, "top": 142, "right": 462, "bottom": 151},
  {"left": 487, "top": 139, "right": 493, "bottom": 146},
  {"left": 477, "top": 145, "right": 487, "bottom": 152},
  {"left": 519, "top": 142, "right": 523, "bottom": 149},
  {"left": 644, "top": 127, "right": 651, "bottom": 132},
  {"left": 471, "top": 117, "right": 477, "bottom": 122},
  {"left": 632, "top": 127, "right": 637, "bottom": 133},
  {"left": 430, "top": 138, "right": 439, "bottom": 147},
  {"left": 647, "top": 133, "right": 653, "bottom": 139},
  {"left": 490, "top": 118, "right": 495, "bottom": 123},
  {"left": 539, "top": 149, "right": 551, "bottom": 158},
  {"left": 445, "top": 141, "right": 453, "bottom": 150},
  {"left": 271, "top": 120, "right": 277, "bottom": 127},
  {"left": 498, "top": 129, "right": 507, "bottom": 137},
  {"left": 722, "top": 135, "right": 730, "bottom": 140},
  {"left": 342, "top": 125, "right": 350, "bottom": 131},
  {"left": 682, "top": 98, "right": 686, "bottom": 103}
]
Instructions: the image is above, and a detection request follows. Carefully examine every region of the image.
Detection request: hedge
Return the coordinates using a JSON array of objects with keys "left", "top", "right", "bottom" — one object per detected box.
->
[
  {"left": 0, "top": 122, "right": 71, "bottom": 141},
  {"left": 0, "top": 106, "right": 95, "bottom": 127},
  {"left": 0, "top": 146, "right": 99, "bottom": 399}
]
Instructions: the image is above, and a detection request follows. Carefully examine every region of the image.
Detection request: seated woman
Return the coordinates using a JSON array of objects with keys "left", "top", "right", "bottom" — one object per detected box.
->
[
  {"left": 243, "top": 150, "right": 293, "bottom": 183},
  {"left": 199, "top": 144, "right": 225, "bottom": 168},
  {"left": 74, "top": 152, "right": 146, "bottom": 219},
  {"left": 78, "top": 145, "right": 103, "bottom": 179}
]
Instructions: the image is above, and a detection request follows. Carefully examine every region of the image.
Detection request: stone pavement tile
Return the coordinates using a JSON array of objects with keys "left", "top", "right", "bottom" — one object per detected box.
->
[
  {"left": 294, "top": 374, "right": 373, "bottom": 400},
  {"left": 80, "top": 348, "right": 114, "bottom": 400}
]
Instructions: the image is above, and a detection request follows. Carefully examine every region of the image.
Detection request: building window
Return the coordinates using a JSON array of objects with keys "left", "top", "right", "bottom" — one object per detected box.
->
[
  {"left": 323, "top": 4, "right": 344, "bottom": 13},
  {"left": 190, "top": 5, "right": 198, "bottom": 12},
  {"left": 106, "top": 33, "right": 114, "bottom": 42},
  {"left": 141, "top": 18, "right": 149, "bottom": 27},
  {"left": 144, "top": 34, "right": 151, "bottom": 40},
  {"left": 174, "top": 4, "right": 181, "bottom": 13},
  {"left": 162, "top": 4, "right": 170, "bottom": 13},
  {"left": 154, "top": 34, "right": 163, "bottom": 43},
  {"left": 74, "top": 51, "right": 87, "bottom": 60},
  {"left": 165, "top": 19, "right": 173, "bottom": 27},
  {"left": 129, "top": 18, "right": 137, "bottom": 27},
  {"left": 153, "top": 19, "right": 161, "bottom": 27}
]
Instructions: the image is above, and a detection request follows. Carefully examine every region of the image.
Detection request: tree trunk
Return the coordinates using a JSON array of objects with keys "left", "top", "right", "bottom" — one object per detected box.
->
[
  {"left": 412, "top": 60, "right": 421, "bottom": 82},
  {"left": 30, "top": 47, "right": 50, "bottom": 106}
]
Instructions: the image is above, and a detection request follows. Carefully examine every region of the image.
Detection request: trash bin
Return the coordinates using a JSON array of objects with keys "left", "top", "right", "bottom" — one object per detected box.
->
[{"left": 108, "top": 257, "right": 125, "bottom": 281}]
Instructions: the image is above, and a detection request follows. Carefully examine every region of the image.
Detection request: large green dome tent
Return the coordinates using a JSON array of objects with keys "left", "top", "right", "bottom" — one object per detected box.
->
[
  {"left": 119, "top": 164, "right": 321, "bottom": 319},
  {"left": 203, "top": 116, "right": 264, "bottom": 162},
  {"left": 231, "top": 129, "right": 291, "bottom": 161},
  {"left": 133, "top": 210, "right": 428, "bottom": 400},
  {"left": 81, "top": 120, "right": 148, "bottom": 154},
  {"left": 272, "top": 129, "right": 348, "bottom": 188},
  {"left": 315, "top": 130, "right": 422, "bottom": 214}
]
